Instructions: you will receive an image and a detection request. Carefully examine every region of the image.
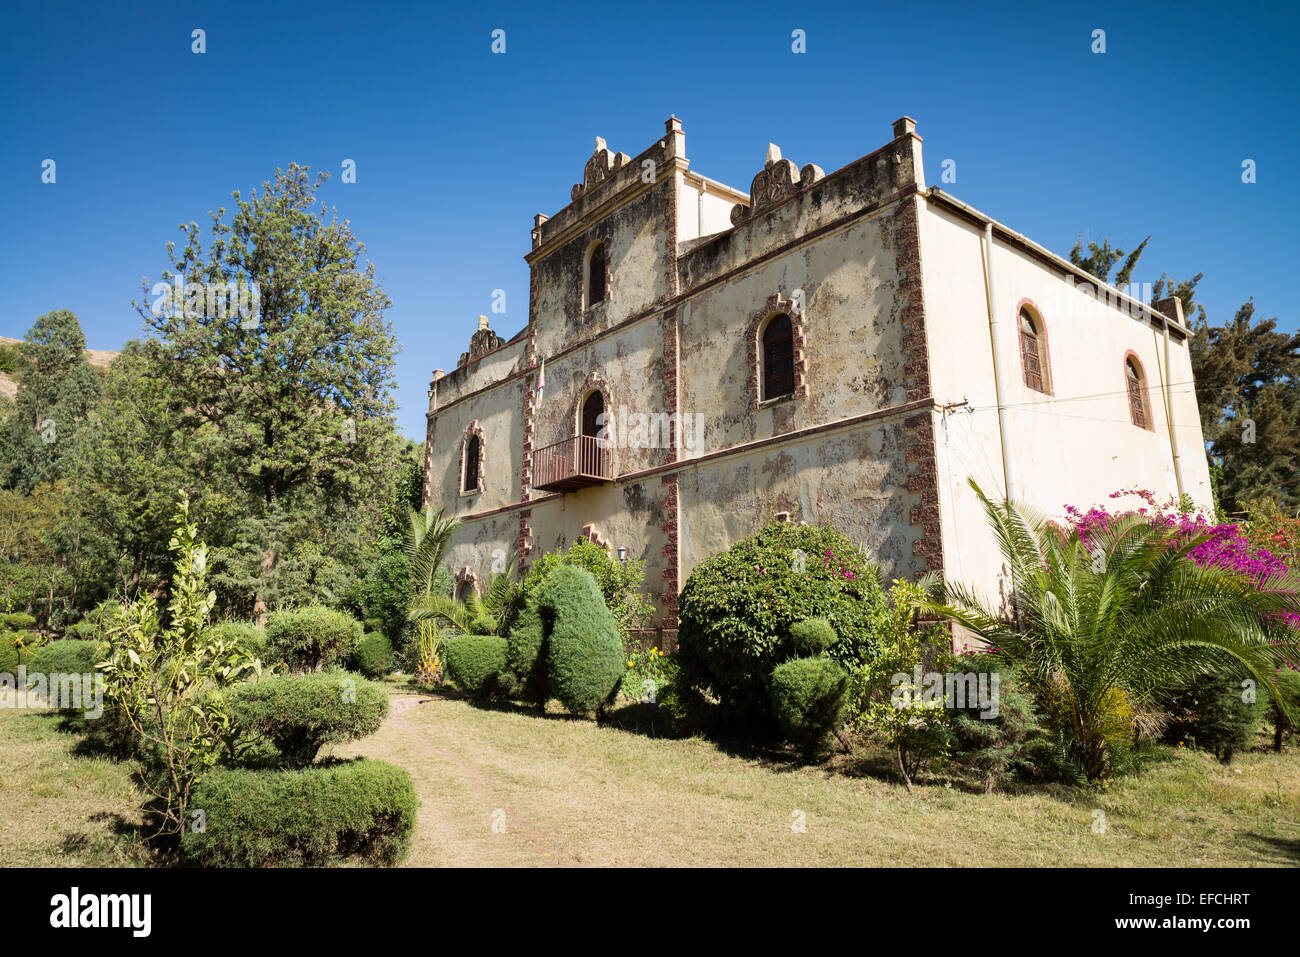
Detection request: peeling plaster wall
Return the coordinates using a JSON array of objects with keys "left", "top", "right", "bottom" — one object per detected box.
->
[
  {"left": 425, "top": 380, "right": 526, "bottom": 515},
  {"left": 676, "top": 416, "right": 922, "bottom": 584}
]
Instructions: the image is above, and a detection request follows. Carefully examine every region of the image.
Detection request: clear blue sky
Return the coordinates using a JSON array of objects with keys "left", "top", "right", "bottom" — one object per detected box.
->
[{"left": 2, "top": 0, "right": 1296, "bottom": 439}]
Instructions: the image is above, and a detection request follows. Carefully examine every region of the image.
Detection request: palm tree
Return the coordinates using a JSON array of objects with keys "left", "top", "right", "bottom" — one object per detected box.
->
[
  {"left": 929, "top": 479, "right": 1300, "bottom": 780},
  {"left": 405, "top": 505, "right": 460, "bottom": 600},
  {"left": 409, "top": 553, "right": 520, "bottom": 636}
]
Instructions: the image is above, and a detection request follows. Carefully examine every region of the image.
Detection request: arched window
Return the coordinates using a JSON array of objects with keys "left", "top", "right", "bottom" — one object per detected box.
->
[
  {"left": 1125, "top": 356, "right": 1150, "bottom": 429},
  {"left": 586, "top": 242, "right": 606, "bottom": 308},
  {"left": 461, "top": 433, "right": 481, "bottom": 493},
  {"left": 1018, "top": 307, "right": 1049, "bottom": 393},
  {"left": 762, "top": 313, "right": 795, "bottom": 400}
]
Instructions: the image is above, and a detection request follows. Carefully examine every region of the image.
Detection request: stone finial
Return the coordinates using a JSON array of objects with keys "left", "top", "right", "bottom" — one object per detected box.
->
[
  {"left": 594, "top": 136, "right": 606, "bottom": 152},
  {"left": 478, "top": 315, "right": 490, "bottom": 331},
  {"left": 572, "top": 136, "right": 630, "bottom": 202},
  {"left": 1155, "top": 296, "right": 1185, "bottom": 326},
  {"left": 730, "top": 146, "right": 824, "bottom": 227},
  {"left": 432, "top": 369, "right": 444, "bottom": 381},
  {"left": 892, "top": 116, "right": 917, "bottom": 138}
]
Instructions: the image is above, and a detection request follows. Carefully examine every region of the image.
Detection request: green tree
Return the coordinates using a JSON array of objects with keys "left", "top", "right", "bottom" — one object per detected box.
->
[
  {"left": 131, "top": 165, "right": 402, "bottom": 610},
  {"left": 1190, "top": 299, "right": 1300, "bottom": 511},
  {"left": 0, "top": 310, "right": 103, "bottom": 492}
]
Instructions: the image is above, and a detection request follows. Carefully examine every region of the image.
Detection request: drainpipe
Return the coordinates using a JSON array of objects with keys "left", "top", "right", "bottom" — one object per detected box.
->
[
  {"left": 698, "top": 177, "right": 705, "bottom": 236},
  {"left": 981, "top": 222, "right": 1016, "bottom": 503},
  {"left": 1155, "top": 297, "right": 1187, "bottom": 501}
]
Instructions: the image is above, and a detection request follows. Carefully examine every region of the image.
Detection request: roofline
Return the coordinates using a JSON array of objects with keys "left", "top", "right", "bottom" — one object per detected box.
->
[{"left": 925, "top": 187, "right": 1190, "bottom": 337}]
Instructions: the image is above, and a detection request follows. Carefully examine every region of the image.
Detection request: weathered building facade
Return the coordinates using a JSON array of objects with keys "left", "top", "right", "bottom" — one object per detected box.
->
[{"left": 422, "top": 116, "right": 1212, "bottom": 645}]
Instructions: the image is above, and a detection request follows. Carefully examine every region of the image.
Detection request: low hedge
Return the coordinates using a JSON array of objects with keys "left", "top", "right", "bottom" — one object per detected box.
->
[
  {"left": 1, "top": 612, "right": 36, "bottom": 631},
  {"left": 769, "top": 656, "right": 849, "bottom": 760},
  {"left": 0, "top": 638, "right": 17, "bottom": 677},
  {"left": 442, "top": 634, "right": 508, "bottom": 699},
  {"left": 264, "top": 606, "right": 362, "bottom": 673},
  {"left": 205, "top": 621, "right": 268, "bottom": 661},
  {"left": 354, "top": 632, "right": 395, "bottom": 678},
  {"left": 226, "top": 671, "right": 389, "bottom": 768},
  {"left": 26, "top": 639, "right": 100, "bottom": 682},
  {"left": 182, "top": 759, "right": 418, "bottom": 867}
]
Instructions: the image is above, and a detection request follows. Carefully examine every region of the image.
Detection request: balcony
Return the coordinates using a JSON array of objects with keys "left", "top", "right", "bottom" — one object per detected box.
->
[{"left": 531, "top": 434, "right": 614, "bottom": 492}]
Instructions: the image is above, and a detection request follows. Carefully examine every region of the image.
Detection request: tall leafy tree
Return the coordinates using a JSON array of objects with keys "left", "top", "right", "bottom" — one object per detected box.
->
[
  {"left": 133, "top": 165, "right": 402, "bottom": 608},
  {"left": 0, "top": 310, "right": 103, "bottom": 492},
  {"left": 1191, "top": 299, "right": 1300, "bottom": 511}
]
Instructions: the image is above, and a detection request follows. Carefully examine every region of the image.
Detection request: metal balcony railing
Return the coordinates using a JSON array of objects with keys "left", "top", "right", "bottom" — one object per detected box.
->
[{"left": 531, "top": 434, "right": 614, "bottom": 492}]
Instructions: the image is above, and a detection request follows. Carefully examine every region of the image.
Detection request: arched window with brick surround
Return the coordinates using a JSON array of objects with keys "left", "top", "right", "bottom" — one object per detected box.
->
[
  {"left": 585, "top": 241, "right": 607, "bottom": 309},
  {"left": 761, "top": 313, "right": 795, "bottom": 400},
  {"left": 1125, "top": 354, "right": 1152, "bottom": 430},
  {"left": 1018, "top": 304, "right": 1050, "bottom": 394},
  {"left": 460, "top": 424, "right": 484, "bottom": 494}
]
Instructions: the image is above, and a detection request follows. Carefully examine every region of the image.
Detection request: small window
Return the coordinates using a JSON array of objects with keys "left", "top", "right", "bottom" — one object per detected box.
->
[
  {"left": 586, "top": 242, "right": 606, "bottom": 307},
  {"left": 762, "top": 313, "right": 795, "bottom": 400},
  {"left": 462, "top": 434, "right": 480, "bottom": 492},
  {"left": 1019, "top": 308, "right": 1048, "bottom": 393},
  {"left": 1125, "top": 357, "right": 1149, "bottom": 429}
]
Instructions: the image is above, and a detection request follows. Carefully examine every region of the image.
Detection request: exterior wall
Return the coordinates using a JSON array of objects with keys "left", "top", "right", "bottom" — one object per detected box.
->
[
  {"left": 918, "top": 196, "right": 1214, "bottom": 604},
  {"left": 422, "top": 117, "right": 937, "bottom": 644}
]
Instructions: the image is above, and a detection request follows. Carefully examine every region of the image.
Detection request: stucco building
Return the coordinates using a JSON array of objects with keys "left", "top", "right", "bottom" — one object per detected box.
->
[{"left": 421, "top": 115, "right": 1212, "bottom": 645}]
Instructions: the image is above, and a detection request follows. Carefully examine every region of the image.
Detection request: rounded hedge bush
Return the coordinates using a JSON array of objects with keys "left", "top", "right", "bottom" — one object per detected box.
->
[
  {"left": 1158, "top": 672, "right": 1264, "bottom": 763},
  {"left": 790, "top": 617, "right": 837, "bottom": 656},
  {"left": 443, "top": 634, "right": 508, "bottom": 699},
  {"left": 677, "top": 521, "right": 891, "bottom": 725},
  {"left": 769, "top": 656, "right": 849, "bottom": 759},
  {"left": 265, "top": 606, "right": 362, "bottom": 673},
  {"left": 205, "top": 621, "right": 268, "bottom": 660},
  {"left": 26, "top": 639, "right": 100, "bottom": 682},
  {"left": 226, "top": 670, "right": 389, "bottom": 767},
  {"left": 542, "top": 566, "right": 624, "bottom": 714},
  {"left": 507, "top": 565, "right": 623, "bottom": 714},
  {"left": 1, "top": 612, "right": 36, "bottom": 631},
  {"left": 354, "top": 632, "right": 395, "bottom": 677},
  {"left": 0, "top": 638, "right": 17, "bottom": 677},
  {"left": 182, "top": 759, "right": 418, "bottom": 867}
]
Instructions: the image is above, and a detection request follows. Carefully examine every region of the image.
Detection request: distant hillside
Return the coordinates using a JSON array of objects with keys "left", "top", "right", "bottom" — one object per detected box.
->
[{"left": 0, "top": 335, "right": 118, "bottom": 401}]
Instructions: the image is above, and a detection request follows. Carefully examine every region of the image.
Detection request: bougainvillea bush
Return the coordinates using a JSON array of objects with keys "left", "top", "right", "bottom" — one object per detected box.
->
[{"left": 1062, "top": 488, "right": 1300, "bottom": 637}]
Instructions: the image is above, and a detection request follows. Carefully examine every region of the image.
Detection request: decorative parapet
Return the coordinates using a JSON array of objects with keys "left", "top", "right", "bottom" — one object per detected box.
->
[
  {"left": 458, "top": 316, "right": 506, "bottom": 368},
  {"left": 571, "top": 137, "right": 633, "bottom": 202},
  {"left": 730, "top": 144, "right": 824, "bottom": 227}
]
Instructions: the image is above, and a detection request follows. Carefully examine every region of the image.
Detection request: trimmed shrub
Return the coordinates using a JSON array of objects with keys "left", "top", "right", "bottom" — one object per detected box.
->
[
  {"left": 1, "top": 612, "right": 36, "bottom": 631},
  {"left": 442, "top": 634, "right": 508, "bottom": 699},
  {"left": 507, "top": 565, "right": 623, "bottom": 714},
  {"left": 226, "top": 671, "right": 389, "bottom": 767},
  {"left": 354, "top": 632, "right": 395, "bottom": 678},
  {"left": 1157, "top": 672, "right": 1264, "bottom": 762},
  {"left": 205, "top": 621, "right": 268, "bottom": 661},
  {"left": 264, "top": 606, "right": 362, "bottom": 673},
  {"left": 677, "top": 521, "right": 891, "bottom": 726},
  {"left": 943, "top": 653, "right": 1052, "bottom": 789},
  {"left": 0, "top": 639, "right": 17, "bottom": 677},
  {"left": 544, "top": 567, "right": 624, "bottom": 714},
  {"left": 26, "top": 639, "right": 100, "bottom": 682},
  {"left": 182, "top": 759, "right": 418, "bottom": 867},
  {"left": 790, "top": 617, "right": 837, "bottom": 656},
  {"left": 769, "top": 657, "right": 849, "bottom": 760}
]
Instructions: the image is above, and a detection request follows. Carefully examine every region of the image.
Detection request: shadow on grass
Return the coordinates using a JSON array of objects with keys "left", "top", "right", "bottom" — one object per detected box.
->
[{"left": 1239, "top": 831, "right": 1300, "bottom": 863}]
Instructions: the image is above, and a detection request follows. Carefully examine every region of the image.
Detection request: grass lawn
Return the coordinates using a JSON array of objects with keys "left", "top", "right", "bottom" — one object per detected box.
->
[
  {"left": 0, "top": 697, "right": 147, "bottom": 867},
  {"left": 3, "top": 681, "right": 1297, "bottom": 867},
  {"left": 327, "top": 684, "right": 1300, "bottom": 867}
]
